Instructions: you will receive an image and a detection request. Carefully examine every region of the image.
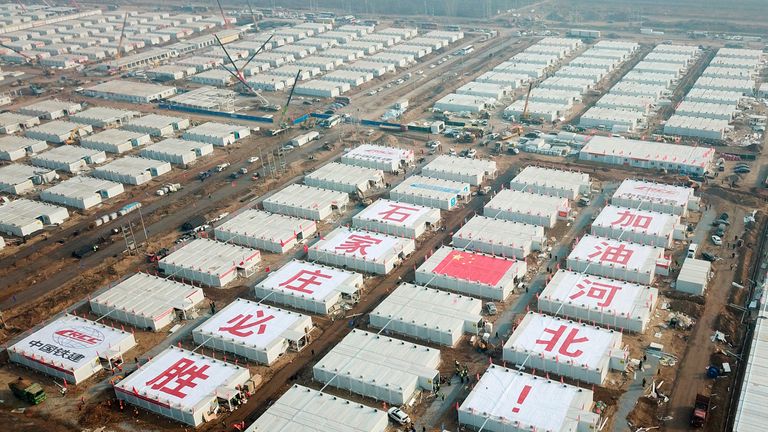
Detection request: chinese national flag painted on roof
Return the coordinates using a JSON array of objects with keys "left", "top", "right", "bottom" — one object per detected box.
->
[{"left": 433, "top": 249, "right": 513, "bottom": 286}]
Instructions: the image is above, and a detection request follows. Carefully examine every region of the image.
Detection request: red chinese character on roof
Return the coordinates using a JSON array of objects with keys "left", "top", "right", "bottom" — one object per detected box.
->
[
  {"left": 145, "top": 358, "right": 210, "bottom": 399},
  {"left": 569, "top": 279, "right": 622, "bottom": 308},
  {"left": 279, "top": 269, "right": 332, "bottom": 294},
  {"left": 334, "top": 234, "right": 382, "bottom": 256},
  {"left": 634, "top": 186, "right": 675, "bottom": 196},
  {"left": 610, "top": 210, "right": 652, "bottom": 230},
  {"left": 535, "top": 325, "right": 589, "bottom": 358},
  {"left": 378, "top": 203, "right": 420, "bottom": 223},
  {"left": 587, "top": 241, "right": 634, "bottom": 266},
  {"left": 218, "top": 310, "right": 274, "bottom": 338}
]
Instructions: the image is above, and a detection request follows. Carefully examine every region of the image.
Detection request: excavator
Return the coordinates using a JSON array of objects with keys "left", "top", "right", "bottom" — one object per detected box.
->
[{"left": 65, "top": 126, "right": 82, "bottom": 145}]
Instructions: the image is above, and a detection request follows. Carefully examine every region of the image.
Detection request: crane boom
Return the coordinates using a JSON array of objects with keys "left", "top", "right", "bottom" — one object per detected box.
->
[
  {"left": 240, "top": 34, "right": 273, "bottom": 73},
  {"left": 215, "top": 0, "right": 231, "bottom": 29},
  {"left": 116, "top": 12, "right": 128, "bottom": 60},
  {"left": 278, "top": 69, "right": 302, "bottom": 126},
  {"left": 522, "top": 82, "right": 533, "bottom": 120},
  {"left": 247, "top": 0, "right": 259, "bottom": 28}
]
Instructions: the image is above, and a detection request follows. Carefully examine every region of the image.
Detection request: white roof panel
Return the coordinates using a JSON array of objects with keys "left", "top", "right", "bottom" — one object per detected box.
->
[
  {"left": 311, "top": 227, "right": 410, "bottom": 261},
  {"left": 258, "top": 260, "right": 362, "bottom": 301},
  {"left": 568, "top": 235, "right": 663, "bottom": 273}
]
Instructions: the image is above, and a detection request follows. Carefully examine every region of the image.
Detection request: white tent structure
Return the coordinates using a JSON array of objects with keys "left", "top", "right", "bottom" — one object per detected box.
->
[
  {"left": 415, "top": 246, "right": 526, "bottom": 300},
  {"left": 538, "top": 270, "right": 659, "bottom": 332},
  {"left": 421, "top": 155, "right": 497, "bottom": 186},
  {"left": 312, "top": 329, "right": 440, "bottom": 405},
  {"left": 307, "top": 227, "right": 415, "bottom": 275},
  {"left": 611, "top": 179, "right": 699, "bottom": 217},
  {"left": 246, "top": 384, "right": 388, "bottom": 432},
  {"left": 263, "top": 184, "right": 349, "bottom": 221},
  {"left": 89, "top": 273, "right": 205, "bottom": 331},
  {"left": 509, "top": 166, "right": 590, "bottom": 200},
  {"left": 591, "top": 205, "right": 682, "bottom": 248},
  {"left": 389, "top": 175, "right": 470, "bottom": 210},
  {"left": 341, "top": 144, "right": 414, "bottom": 172},
  {"left": 503, "top": 312, "right": 627, "bottom": 384},
  {"left": 254, "top": 260, "right": 363, "bottom": 314},
  {"left": 484, "top": 189, "right": 570, "bottom": 228},
  {"left": 304, "top": 162, "right": 384, "bottom": 195},
  {"left": 453, "top": 215, "right": 545, "bottom": 259},
  {"left": 192, "top": 298, "right": 312, "bottom": 365},
  {"left": 458, "top": 366, "right": 599, "bottom": 432},
  {"left": 214, "top": 210, "right": 317, "bottom": 253},
  {"left": 159, "top": 238, "right": 260, "bottom": 288},
  {"left": 352, "top": 199, "right": 441, "bottom": 239},
  {"left": 9, "top": 315, "right": 136, "bottom": 384},
  {"left": 369, "top": 283, "right": 483, "bottom": 346},
  {"left": 567, "top": 235, "right": 667, "bottom": 285},
  {"left": 114, "top": 346, "right": 250, "bottom": 427},
  {"left": 676, "top": 258, "right": 711, "bottom": 295}
]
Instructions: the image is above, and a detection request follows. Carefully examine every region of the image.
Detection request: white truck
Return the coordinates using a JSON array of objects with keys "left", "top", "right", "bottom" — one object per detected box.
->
[{"left": 290, "top": 131, "right": 320, "bottom": 147}]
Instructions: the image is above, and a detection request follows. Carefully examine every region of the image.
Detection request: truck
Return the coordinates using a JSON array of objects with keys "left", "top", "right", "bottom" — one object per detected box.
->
[
  {"left": 320, "top": 115, "right": 342, "bottom": 128},
  {"left": 290, "top": 131, "right": 320, "bottom": 147},
  {"left": 689, "top": 394, "right": 710, "bottom": 428},
  {"left": 430, "top": 121, "right": 445, "bottom": 134},
  {"left": 9, "top": 378, "right": 46, "bottom": 405},
  {"left": 394, "top": 99, "right": 409, "bottom": 110},
  {"left": 72, "top": 243, "right": 99, "bottom": 259},
  {"left": 215, "top": 162, "right": 230, "bottom": 172}
]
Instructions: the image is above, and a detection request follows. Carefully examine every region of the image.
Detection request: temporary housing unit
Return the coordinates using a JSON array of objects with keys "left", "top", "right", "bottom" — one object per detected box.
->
[
  {"left": 369, "top": 283, "right": 483, "bottom": 346},
  {"left": 139, "top": 138, "right": 214, "bottom": 165},
  {"left": 591, "top": 205, "right": 681, "bottom": 248},
  {"left": 18, "top": 99, "right": 82, "bottom": 119},
  {"left": 182, "top": 122, "right": 251, "bottom": 146},
  {"left": 421, "top": 155, "right": 496, "bottom": 186},
  {"left": 246, "top": 384, "right": 388, "bottom": 432},
  {"left": 509, "top": 166, "right": 590, "bottom": 200},
  {"left": 484, "top": 189, "right": 570, "bottom": 228},
  {"left": 90, "top": 273, "right": 204, "bottom": 331},
  {"left": 304, "top": 162, "right": 385, "bottom": 195},
  {"left": 24, "top": 120, "right": 93, "bottom": 144},
  {"left": 579, "top": 135, "right": 715, "bottom": 176},
  {"left": 307, "top": 227, "right": 416, "bottom": 275},
  {"left": 0, "top": 112, "right": 40, "bottom": 134},
  {"left": 30, "top": 146, "right": 106, "bottom": 173},
  {"left": 263, "top": 183, "right": 349, "bottom": 221},
  {"left": 453, "top": 215, "right": 544, "bottom": 259},
  {"left": 676, "top": 258, "right": 711, "bottom": 295},
  {"left": 254, "top": 260, "right": 364, "bottom": 314},
  {"left": 83, "top": 80, "right": 176, "bottom": 103},
  {"left": 312, "top": 329, "right": 440, "bottom": 405},
  {"left": 159, "top": 238, "right": 260, "bottom": 288},
  {"left": 458, "top": 366, "right": 599, "bottom": 432},
  {"left": 214, "top": 209, "right": 317, "bottom": 253},
  {"left": 80, "top": 129, "right": 152, "bottom": 153},
  {"left": 732, "top": 291, "right": 768, "bottom": 432},
  {"left": 0, "top": 136, "right": 48, "bottom": 161},
  {"left": 91, "top": 156, "right": 172, "bottom": 185},
  {"left": 293, "top": 80, "right": 348, "bottom": 98},
  {"left": 567, "top": 235, "right": 667, "bottom": 285},
  {"left": 352, "top": 199, "right": 441, "bottom": 239},
  {"left": 0, "top": 198, "right": 69, "bottom": 237},
  {"left": 8, "top": 314, "right": 136, "bottom": 384},
  {"left": 340, "top": 144, "right": 414, "bottom": 172},
  {"left": 611, "top": 179, "right": 700, "bottom": 216},
  {"left": 192, "top": 298, "right": 312, "bottom": 364},
  {"left": 503, "top": 312, "right": 626, "bottom": 384},
  {"left": 415, "top": 246, "right": 527, "bottom": 300},
  {"left": 114, "top": 346, "right": 250, "bottom": 427},
  {"left": 69, "top": 107, "right": 141, "bottom": 128},
  {"left": 39, "top": 176, "right": 124, "bottom": 210},
  {"left": 389, "top": 175, "right": 470, "bottom": 210},
  {"left": 123, "top": 114, "right": 191, "bottom": 137},
  {"left": 539, "top": 270, "right": 659, "bottom": 333},
  {"left": 662, "top": 114, "right": 732, "bottom": 140},
  {"left": 433, "top": 93, "right": 494, "bottom": 113},
  {"left": 0, "top": 163, "right": 56, "bottom": 195}
]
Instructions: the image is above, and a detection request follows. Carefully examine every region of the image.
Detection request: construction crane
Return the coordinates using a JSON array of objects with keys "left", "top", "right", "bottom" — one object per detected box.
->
[
  {"left": 14, "top": 0, "right": 26, "bottom": 12},
  {"left": 214, "top": 33, "right": 275, "bottom": 109},
  {"left": 521, "top": 82, "right": 533, "bottom": 122},
  {"left": 277, "top": 69, "right": 303, "bottom": 127},
  {"left": 1, "top": 43, "right": 54, "bottom": 76},
  {"left": 115, "top": 12, "right": 128, "bottom": 61},
  {"left": 215, "top": 0, "right": 231, "bottom": 29},
  {"left": 246, "top": 0, "right": 259, "bottom": 29}
]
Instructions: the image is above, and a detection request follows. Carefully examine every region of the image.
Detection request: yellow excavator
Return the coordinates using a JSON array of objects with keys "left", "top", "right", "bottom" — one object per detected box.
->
[{"left": 65, "top": 126, "right": 82, "bottom": 145}]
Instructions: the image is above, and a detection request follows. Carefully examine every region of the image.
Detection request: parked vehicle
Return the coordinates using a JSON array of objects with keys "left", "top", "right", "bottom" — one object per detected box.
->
[
  {"left": 9, "top": 378, "right": 46, "bottom": 405},
  {"left": 72, "top": 243, "right": 98, "bottom": 259},
  {"left": 690, "top": 394, "right": 711, "bottom": 428},
  {"left": 701, "top": 252, "right": 718, "bottom": 262},
  {"left": 485, "top": 302, "right": 498, "bottom": 315},
  {"left": 247, "top": 156, "right": 259, "bottom": 163},
  {"left": 687, "top": 243, "right": 699, "bottom": 258},
  {"left": 387, "top": 407, "right": 410, "bottom": 425},
  {"left": 711, "top": 235, "right": 723, "bottom": 246}
]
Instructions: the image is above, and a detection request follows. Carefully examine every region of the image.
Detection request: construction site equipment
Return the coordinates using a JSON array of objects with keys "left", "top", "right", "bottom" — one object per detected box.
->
[
  {"left": 521, "top": 82, "right": 533, "bottom": 121},
  {"left": 115, "top": 12, "right": 128, "bottom": 61},
  {"left": 689, "top": 394, "right": 710, "bottom": 428},
  {"left": 215, "top": 34, "right": 273, "bottom": 108},
  {"left": 65, "top": 126, "right": 82, "bottom": 145},
  {"left": 9, "top": 378, "right": 46, "bottom": 405}
]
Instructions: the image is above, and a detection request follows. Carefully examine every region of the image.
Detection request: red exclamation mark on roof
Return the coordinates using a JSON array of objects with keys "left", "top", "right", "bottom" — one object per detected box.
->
[{"left": 511, "top": 385, "right": 532, "bottom": 413}]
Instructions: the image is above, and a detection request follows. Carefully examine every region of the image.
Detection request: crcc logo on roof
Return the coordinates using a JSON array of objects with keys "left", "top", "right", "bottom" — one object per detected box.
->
[{"left": 52, "top": 326, "right": 105, "bottom": 349}]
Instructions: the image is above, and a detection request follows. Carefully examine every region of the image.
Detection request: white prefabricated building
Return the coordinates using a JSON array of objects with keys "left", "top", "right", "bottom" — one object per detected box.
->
[
  {"left": 69, "top": 107, "right": 141, "bottom": 128},
  {"left": 675, "top": 258, "right": 711, "bottom": 295},
  {"left": 566, "top": 235, "right": 667, "bottom": 285},
  {"left": 245, "top": 384, "right": 388, "bottom": 432},
  {"left": 352, "top": 198, "right": 441, "bottom": 239},
  {"left": 502, "top": 312, "right": 626, "bottom": 384},
  {"left": 114, "top": 346, "right": 250, "bottom": 427},
  {"left": 183, "top": 122, "right": 251, "bottom": 146},
  {"left": 123, "top": 114, "right": 191, "bottom": 137},
  {"left": 453, "top": 215, "right": 544, "bottom": 259},
  {"left": 30, "top": 145, "right": 106, "bottom": 173},
  {"left": 91, "top": 156, "right": 172, "bottom": 185},
  {"left": 8, "top": 314, "right": 136, "bottom": 384},
  {"left": 80, "top": 129, "right": 152, "bottom": 154},
  {"left": 254, "top": 260, "right": 364, "bottom": 315},
  {"left": 611, "top": 179, "right": 700, "bottom": 216},
  {"left": 0, "top": 136, "right": 48, "bottom": 161},
  {"left": 389, "top": 175, "right": 470, "bottom": 210},
  {"left": 18, "top": 99, "right": 82, "bottom": 120},
  {"left": 25, "top": 120, "right": 93, "bottom": 144},
  {"left": 0, "top": 112, "right": 40, "bottom": 134},
  {"left": 433, "top": 93, "right": 494, "bottom": 113},
  {"left": 591, "top": 205, "right": 682, "bottom": 248},
  {"left": 39, "top": 176, "right": 124, "bottom": 210},
  {"left": 192, "top": 298, "right": 312, "bottom": 365},
  {"left": 312, "top": 329, "right": 440, "bottom": 405},
  {"left": 304, "top": 162, "right": 385, "bottom": 195},
  {"left": 0, "top": 198, "right": 69, "bottom": 237},
  {"left": 415, "top": 246, "right": 527, "bottom": 301},
  {"left": 159, "top": 238, "right": 260, "bottom": 288},
  {"left": 341, "top": 144, "right": 414, "bottom": 172},
  {"left": 0, "top": 163, "right": 56, "bottom": 195},
  {"left": 538, "top": 270, "right": 659, "bottom": 333},
  {"left": 214, "top": 209, "right": 317, "bottom": 253},
  {"left": 421, "top": 155, "right": 496, "bottom": 186},
  {"left": 369, "top": 282, "right": 483, "bottom": 346},
  {"left": 458, "top": 366, "right": 599, "bottom": 432},
  {"left": 139, "top": 138, "right": 214, "bottom": 165},
  {"left": 262, "top": 183, "right": 349, "bottom": 221},
  {"left": 89, "top": 273, "right": 205, "bottom": 332},
  {"left": 307, "top": 227, "right": 415, "bottom": 275},
  {"left": 484, "top": 189, "right": 570, "bottom": 228},
  {"left": 509, "top": 166, "right": 590, "bottom": 200}
]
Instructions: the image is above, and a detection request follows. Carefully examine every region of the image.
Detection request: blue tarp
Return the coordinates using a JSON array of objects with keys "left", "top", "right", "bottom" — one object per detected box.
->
[{"left": 157, "top": 103, "right": 275, "bottom": 124}]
